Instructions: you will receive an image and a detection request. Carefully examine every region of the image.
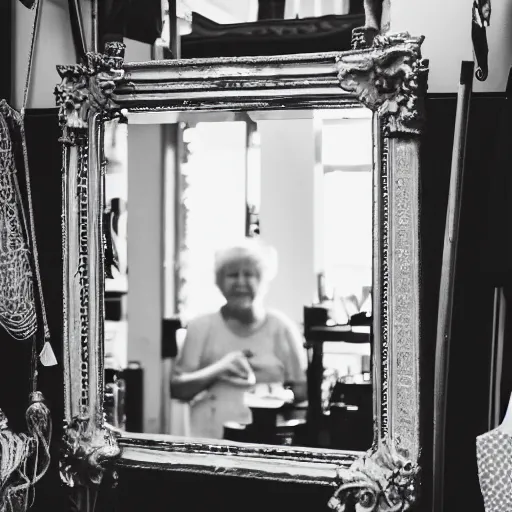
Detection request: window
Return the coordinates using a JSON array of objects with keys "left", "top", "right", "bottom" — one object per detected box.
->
[{"left": 320, "top": 115, "right": 373, "bottom": 313}]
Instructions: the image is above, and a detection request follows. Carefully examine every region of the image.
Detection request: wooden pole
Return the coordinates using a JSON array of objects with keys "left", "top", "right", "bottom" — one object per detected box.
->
[
  {"left": 488, "top": 287, "right": 506, "bottom": 430},
  {"left": 68, "top": 0, "right": 87, "bottom": 60},
  {"left": 432, "top": 60, "right": 474, "bottom": 512}
]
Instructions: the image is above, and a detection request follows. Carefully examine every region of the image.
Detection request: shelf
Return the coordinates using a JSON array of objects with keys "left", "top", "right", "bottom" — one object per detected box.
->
[{"left": 305, "top": 325, "right": 370, "bottom": 344}]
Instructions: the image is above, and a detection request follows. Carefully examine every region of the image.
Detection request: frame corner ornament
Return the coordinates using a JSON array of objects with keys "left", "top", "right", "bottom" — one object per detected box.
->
[
  {"left": 337, "top": 32, "right": 429, "bottom": 135},
  {"left": 54, "top": 42, "right": 126, "bottom": 145},
  {"left": 328, "top": 442, "right": 419, "bottom": 512},
  {"left": 351, "top": 26, "right": 380, "bottom": 50},
  {"left": 60, "top": 415, "right": 121, "bottom": 488}
]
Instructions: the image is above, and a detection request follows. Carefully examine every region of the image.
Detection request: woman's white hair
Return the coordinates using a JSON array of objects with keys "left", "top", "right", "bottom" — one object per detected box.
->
[{"left": 214, "top": 238, "right": 278, "bottom": 285}]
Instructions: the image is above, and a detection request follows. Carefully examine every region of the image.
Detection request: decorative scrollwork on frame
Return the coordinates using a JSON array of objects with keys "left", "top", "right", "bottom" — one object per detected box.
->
[
  {"left": 54, "top": 42, "right": 125, "bottom": 145},
  {"left": 337, "top": 32, "right": 428, "bottom": 135},
  {"left": 328, "top": 442, "right": 418, "bottom": 512},
  {"left": 379, "top": 137, "right": 390, "bottom": 439},
  {"left": 351, "top": 26, "right": 379, "bottom": 50},
  {"left": 60, "top": 416, "right": 121, "bottom": 488},
  {"left": 57, "top": 42, "right": 125, "bottom": 502}
]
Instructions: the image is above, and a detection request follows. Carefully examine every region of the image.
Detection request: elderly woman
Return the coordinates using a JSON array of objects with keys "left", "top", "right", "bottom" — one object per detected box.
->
[{"left": 170, "top": 239, "right": 307, "bottom": 440}]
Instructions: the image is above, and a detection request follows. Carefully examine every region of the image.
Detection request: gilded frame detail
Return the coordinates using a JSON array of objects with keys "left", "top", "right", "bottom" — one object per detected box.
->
[{"left": 55, "top": 33, "right": 428, "bottom": 512}]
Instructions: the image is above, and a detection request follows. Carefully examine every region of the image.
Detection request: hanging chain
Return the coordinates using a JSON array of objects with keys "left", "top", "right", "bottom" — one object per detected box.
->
[
  {"left": 21, "top": 0, "right": 42, "bottom": 119},
  {"left": 30, "top": 334, "right": 38, "bottom": 394},
  {"left": 19, "top": 123, "right": 51, "bottom": 344},
  {"left": 18, "top": 0, "right": 52, "bottom": 385}
]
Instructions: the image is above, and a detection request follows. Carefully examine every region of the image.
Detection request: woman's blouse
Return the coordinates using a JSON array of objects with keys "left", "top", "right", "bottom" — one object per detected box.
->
[{"left": 174, "top": 310, "right": 307, "bottom": 439}]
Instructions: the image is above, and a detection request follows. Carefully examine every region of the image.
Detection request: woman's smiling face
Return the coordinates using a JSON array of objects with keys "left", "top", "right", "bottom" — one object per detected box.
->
[{"left": 218, "top": 258, "right": 262, "bottom": 309}]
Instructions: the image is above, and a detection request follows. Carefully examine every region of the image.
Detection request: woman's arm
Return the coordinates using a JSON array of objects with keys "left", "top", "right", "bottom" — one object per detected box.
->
[
  {"left": 171, "top": 318, "right": 253, "bottom": 402},
  {"left": 170, "top": 361, "right": 225, "bottom": 402},
  {"left": 170, "top": 316, "right": 217, "bottom": 402}
]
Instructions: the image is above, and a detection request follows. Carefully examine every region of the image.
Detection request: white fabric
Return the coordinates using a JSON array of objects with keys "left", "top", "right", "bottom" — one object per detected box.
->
[{"left": 476, "top": 428, "right": 512, "bottom": 512}]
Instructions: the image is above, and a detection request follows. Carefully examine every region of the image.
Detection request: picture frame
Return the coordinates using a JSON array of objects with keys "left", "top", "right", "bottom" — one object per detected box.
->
[{"left": 55, "top": 30, "right": 428, "bottom": 512}]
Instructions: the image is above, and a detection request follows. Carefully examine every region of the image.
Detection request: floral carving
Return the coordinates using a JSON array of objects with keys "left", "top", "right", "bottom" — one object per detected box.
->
[
  {"left": 54, "top": 42, "right": 125, "bottom": 144},
  {"left": 60, "top": 415, "right": 121, "bottom": 488},
  {"left": 328, "top": 442, "right": 418, "bottom": 512},
  {"left": 351, "top": 27, "right": 380, "bottom": 50},
  {"left": 337, "top": 32, "right": 428, "bottom": 135}
]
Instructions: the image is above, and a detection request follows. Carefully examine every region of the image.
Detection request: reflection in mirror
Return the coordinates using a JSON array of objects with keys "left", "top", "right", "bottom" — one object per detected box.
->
[{"left": 102, "top": 108, "right": 373, "bottom": 451}]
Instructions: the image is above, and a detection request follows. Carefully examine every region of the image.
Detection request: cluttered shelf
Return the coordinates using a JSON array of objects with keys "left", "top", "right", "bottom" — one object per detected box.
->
[{"left": 305, "top": 325, "right": 370, "bottom": 344}]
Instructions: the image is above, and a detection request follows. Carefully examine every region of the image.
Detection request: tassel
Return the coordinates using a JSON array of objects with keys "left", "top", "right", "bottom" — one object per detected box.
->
[
  {"left": 0, "top": 393, "right": 52, "bottom": 512},
  {"left": 0, "top": 411, "right": 32, "bottom": 512},
  {"left": 39, "top": 342, "right": 57, "bottom": 367}
]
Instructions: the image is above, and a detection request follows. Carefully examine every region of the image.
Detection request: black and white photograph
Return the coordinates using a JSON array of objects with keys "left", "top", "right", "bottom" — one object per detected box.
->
[{"left": 0, "top": 1, "right": 511, "bottom": 512}]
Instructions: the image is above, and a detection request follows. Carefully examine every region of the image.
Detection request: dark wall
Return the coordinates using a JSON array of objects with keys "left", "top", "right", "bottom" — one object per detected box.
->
[
  {"left": 113, "top": 468, "right": 333, "bottom": 512},
  {"left": 0, "top": 109, "right": 68, "bottom": 512},
  {"left": 422, "top": 94, "right": 512, "bottom": 512},
  {"left": 0, "top": 0, "right": 11, "bottom": 102},
  {"left": 418, "top": 96, "right": 457, "bottom": 512},
  {"left": 25, "top": 110, "right": 69, "bottom": 512}
]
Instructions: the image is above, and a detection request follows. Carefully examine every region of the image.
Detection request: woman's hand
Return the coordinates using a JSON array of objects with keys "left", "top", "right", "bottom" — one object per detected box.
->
[
  {"left": 172, "top": 351, "right": 256, "bottom": 401},
  {"left": 216, "top": 351, "right": 253, "bottom": 380}
]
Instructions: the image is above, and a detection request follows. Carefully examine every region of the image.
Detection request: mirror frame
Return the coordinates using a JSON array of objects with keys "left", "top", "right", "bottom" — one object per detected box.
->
[{"left": 55, "top": 31, "right": 428, "bottom": 512}]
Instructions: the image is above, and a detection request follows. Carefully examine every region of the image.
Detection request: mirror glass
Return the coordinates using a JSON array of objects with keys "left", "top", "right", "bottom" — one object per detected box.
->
[{"left": 102, "top": 108, "right": 373, "bottom": 451}]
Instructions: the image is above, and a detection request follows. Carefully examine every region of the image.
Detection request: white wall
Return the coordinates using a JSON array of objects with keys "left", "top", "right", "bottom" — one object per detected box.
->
[
  {"left": 258, "top": 118, "right": 317, "bottom": 325},
  {"left": 124, "top": 38, "right": 153, "bottom": 63},
  {"left": 12, "top": 0, "right": 150, "bottom": 109},
  {"left": 13, "top": 0, "right": 77, "bottom": 109},
  {"left": 127, "top": 124, "right": 163, "bottom": 434},
  {"left": 182, "top": 121, "right": 247, "bottom": 323},
  {"left": 390, "top": 0, "right": 512, "bottom": 93}
]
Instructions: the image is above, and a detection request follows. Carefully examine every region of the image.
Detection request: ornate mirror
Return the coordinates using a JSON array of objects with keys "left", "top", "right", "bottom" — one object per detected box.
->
[{"left": 56, "top": 27, "right": 428, "bottom": 512}]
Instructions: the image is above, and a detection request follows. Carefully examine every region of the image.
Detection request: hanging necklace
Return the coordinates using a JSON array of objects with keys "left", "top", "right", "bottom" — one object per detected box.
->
[{"left": 0, "top": 0, "right": 56, "bottom": 510}]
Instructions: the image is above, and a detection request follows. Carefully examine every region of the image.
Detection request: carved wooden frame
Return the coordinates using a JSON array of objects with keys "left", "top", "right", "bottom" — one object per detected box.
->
[{"left": 55, "top": 32, "right": 428, "bottom": 512}]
